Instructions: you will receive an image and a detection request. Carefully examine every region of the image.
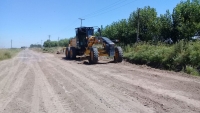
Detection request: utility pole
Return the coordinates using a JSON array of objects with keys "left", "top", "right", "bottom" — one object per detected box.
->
[
  {"left": 48, "top": 35, "right": 51, "bottom": 48},
  {"left": 137, "top": 8, "right": 140, "bottom": 42},
  {"left": 11, "top": 39, "right": 12, "bottom": 48},
  {"left": 58, "top": 37, "right": 59, "bottom": 47},
  {"left": 79, "top": 18, "right": 85, "bottom": 27},
  {"left": 41, "top": 40, "right": 43, "bottom": 48}
]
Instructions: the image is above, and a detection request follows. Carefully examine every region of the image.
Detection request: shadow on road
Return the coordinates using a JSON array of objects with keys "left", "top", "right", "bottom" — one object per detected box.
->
[{"left": 61, "top": 57, "right": 116, "bottom": 65}]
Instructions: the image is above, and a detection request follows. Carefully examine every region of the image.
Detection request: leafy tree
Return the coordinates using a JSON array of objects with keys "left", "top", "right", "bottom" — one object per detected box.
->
[
  {"left": 30, "top": 44, "right": 42, "bottom": 48},
  {"left": 43, "top": 39, "right": 51, "bottom": 47},
  {"left": 157, "top": 10, "right": 173, "bottom": 40},
  {"left": 43, "top": 38, "right": 69, "bottom": 47},
  {"left": 129, "top": 6, "right": 158, "bottom": 41},
  {"left": 100, "top": 6, "right": 159, "bottom": 44},
  {"left": 192, "top": 0, "right": 200, "bottom": 3},
  {"left": 172, "top": 0, "right": 200, "bottom": 41}
]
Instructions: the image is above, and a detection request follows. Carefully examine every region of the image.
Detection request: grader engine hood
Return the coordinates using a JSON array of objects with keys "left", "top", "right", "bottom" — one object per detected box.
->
[{"left": 101, "top": 37, "right": 115, "bottom": 57}]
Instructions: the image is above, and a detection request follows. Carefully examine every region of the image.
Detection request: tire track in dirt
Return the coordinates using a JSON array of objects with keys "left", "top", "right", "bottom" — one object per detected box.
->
[
  {"left": 49, "top": 59, "right": 167, "bottom": 112},
  {"left": 45, "top": 58, "right": 154, "bottom": 113},
  {"left": 82, "top": 63, "right": 200, "bottom": 112},
  {"left": 27, "top": 50, "right": 47, "bottom": 113},
  {"left": 0, "top": 61, "right": 10, "bottom": 72},
  {"left": 40, "top": 60, "right": 118, "bottom": 113},
  {"left": 22, "top": 50, "right": 56, "bottom": 113},
  {"left": 0, "top": 50, "right": 35, "bottom": 113},
  {"left": 0, "top": 60, "right": 8, "bottom": 68},
  {"left": 39, "top": 61, "right": 112, "bottom": 113},
  {"left": 100, "top": 69, "right": 200, "bottom": 112},
  {"left": 8, "top": 61, "right": 30, "bottom": 90},
  {"left": 3, "top": 67, "right": 35, "bottom": 113},
  {"left": 30, "top": 63, "right": 40, "bottom": 113},
  {"left": 0, "top": 67, "right": 9, "bottom": 81},
  {"left": 0, "top": 58, "right": 17, "bottom": 78},
  {"left": 96, "top": 63, "right": 200, "bottom": 101},
  {"left": 39, "top": 64, "right": 78, "bottom": 113},
  {"left": 0, "top": 56, "right": 22, "bottom": 94},
  {"left": 0, "top": 54, "right": 17, "bottom": 71},
  {"left": 50, "top": 56, "right": 200, "bottom": 113},
  {"left": 98, "top": 68, "right": 200, "bottom": 106},
  {"left": 55, "top": 61, "right": 174, "bottom": 112},
  {"left": 31, "top": 60, "right": 66, "bottom": 113},
  {"left": 120, "top": 62, "right": 200, "bottom": 83},
  {"left": 0, "top": 64, "right": 29, "bottom": 112},
  {"left": 32, "top": 50, "right": 200, "bottom": 113}
]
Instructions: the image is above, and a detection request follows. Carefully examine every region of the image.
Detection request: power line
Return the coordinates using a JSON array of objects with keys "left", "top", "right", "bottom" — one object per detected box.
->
[
  {"left": 85, "top": 0, "right": 138, "bottom": 19},
  {"left": 56, "top": 0, "right": 138, "bottom": 36},
  {"left": 60, "top": 20, "right": 78, "bottom": 31},
  {"left": 58, "top": 0, "right": 127, "bottom": 32},
  {"left": 81, "top": 0, "right": 126, "bottom": 18},
  {"left": 86, "top": 0, "right": 137, "bottom": 19}
]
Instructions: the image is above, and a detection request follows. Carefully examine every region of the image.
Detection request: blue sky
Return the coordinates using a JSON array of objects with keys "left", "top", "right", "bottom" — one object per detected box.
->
[{"left": 0, "top": 0, "right": 182, "bottom": 48}]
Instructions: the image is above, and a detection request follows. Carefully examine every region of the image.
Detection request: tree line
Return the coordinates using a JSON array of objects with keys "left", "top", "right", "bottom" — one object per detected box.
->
[
  {"left": 97, "top": 0, "right": 200, "bottom": 45},
  {"left": 30, "top": 44, "right": 42, "bottom": 48},
  {"left": 42, "top": 38, "right": 69, "bottom": 47},
  {"left": 30, "top": 38, "right": 69, "bottom": 48},
  {"left": 31, "top": 0, "right": 200, "bottom": 48}
]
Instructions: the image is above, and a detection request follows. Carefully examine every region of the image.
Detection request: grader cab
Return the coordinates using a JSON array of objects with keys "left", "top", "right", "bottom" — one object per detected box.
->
[{"left": 65, "top": 26, "right": 123, "bottom": 64}]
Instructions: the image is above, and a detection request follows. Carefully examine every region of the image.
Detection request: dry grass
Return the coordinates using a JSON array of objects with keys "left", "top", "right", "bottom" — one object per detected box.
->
[{"left": 0, "top": 48, "right": 21, "bottom": 61}]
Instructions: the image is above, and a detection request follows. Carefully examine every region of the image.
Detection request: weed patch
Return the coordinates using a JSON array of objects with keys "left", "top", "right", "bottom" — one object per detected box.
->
[
  {"left": 123, "top": 40, "right": 200, "bottom": 76},
  {"left": 0, "top": 49, "right": 21, "bottom": 61}
]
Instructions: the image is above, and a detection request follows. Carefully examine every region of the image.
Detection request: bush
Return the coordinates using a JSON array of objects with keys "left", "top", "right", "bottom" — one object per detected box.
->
[
  {"left": 123, "top": 40, "right": 200, "bottom": 76},
  {"left": 185, "top": 65, "right": 199, "bottom": 76},
  {"left": 42, "top": 47, "right": 62, "bottom": 53},
  {"left": 4, "top": 52, "right": 11, "bottom": 58}
]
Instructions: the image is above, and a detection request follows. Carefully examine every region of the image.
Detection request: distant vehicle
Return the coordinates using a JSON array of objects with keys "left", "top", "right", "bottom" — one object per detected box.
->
[
  {"left": 164, "top": 38, "right": 173, "bottom": 44},
  {"left": 191, "top": 32, "right": 200, "bottom": 40},
  {"left": 21, "top": 46, "right": 26, "bottom": 49}
]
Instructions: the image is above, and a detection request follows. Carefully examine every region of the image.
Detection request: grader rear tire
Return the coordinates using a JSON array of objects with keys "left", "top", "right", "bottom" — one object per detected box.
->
[
  {"left": 65, "top": 47, "right": 70, "bottom": 59},
  {"left": 114, "top": 46, "right": 123, "bottom": 63},
  {"left": 89, "top": 47, "right": 98, "bottom": 64},
  {"left": 70, "top": 47, "right": 76, "bottom": 60}
]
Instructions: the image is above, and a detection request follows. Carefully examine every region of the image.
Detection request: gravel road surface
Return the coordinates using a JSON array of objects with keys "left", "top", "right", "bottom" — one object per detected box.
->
[{"left": 0, "top": 49, "right": 200, "bottom": 113}]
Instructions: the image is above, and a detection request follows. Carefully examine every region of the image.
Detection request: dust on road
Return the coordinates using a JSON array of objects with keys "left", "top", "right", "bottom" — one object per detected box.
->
[{"left": 0, "top": 49, "right": 200, "bottom": 113}]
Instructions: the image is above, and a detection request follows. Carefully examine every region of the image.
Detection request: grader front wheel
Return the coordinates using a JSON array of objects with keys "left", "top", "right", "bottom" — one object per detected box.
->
[
  {"left": 114, "top": 46, "right": 123, "bottom": 63},
  {"left": 89, "top": 47, "right": 98, "bottom": 64}
]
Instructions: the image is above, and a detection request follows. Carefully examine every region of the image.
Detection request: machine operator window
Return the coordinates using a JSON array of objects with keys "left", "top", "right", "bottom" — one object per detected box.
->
[{"left": 87, "top": 29, "right": 94, "bottom": 36}]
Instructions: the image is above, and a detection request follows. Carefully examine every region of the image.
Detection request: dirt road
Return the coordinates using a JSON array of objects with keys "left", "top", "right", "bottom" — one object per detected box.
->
[{"left": 0, "top": 49, "right": 200, "bottom": 113}]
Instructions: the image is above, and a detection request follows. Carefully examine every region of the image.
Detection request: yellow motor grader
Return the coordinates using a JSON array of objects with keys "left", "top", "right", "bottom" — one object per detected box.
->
[{"left": 65, "top": 26, "right": 123, "bottom": 64}]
